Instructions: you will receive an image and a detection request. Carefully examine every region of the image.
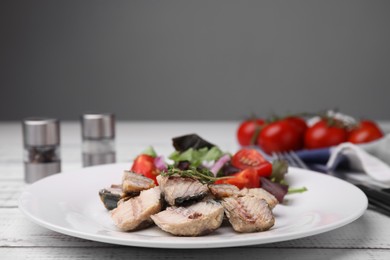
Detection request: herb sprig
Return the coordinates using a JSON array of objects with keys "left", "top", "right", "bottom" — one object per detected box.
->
[{"left": 161, "top": 165, "right": 232, "bottom": 184}]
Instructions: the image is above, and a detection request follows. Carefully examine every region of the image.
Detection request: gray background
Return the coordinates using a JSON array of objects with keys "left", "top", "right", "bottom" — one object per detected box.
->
[{"left": 1, "top": 0, "right": 389, "bottom": 121}]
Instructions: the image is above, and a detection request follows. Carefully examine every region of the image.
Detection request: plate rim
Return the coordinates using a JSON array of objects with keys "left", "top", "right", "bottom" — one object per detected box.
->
[{"left": 18, "top": 163, "right": 368, "bottom": 249}]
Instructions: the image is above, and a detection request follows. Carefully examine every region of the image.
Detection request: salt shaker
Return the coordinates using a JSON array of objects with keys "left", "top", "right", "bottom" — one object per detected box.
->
[
  {"left": 22, "top": 118, "right": 61, "bottom": 183},
  {"left": 81, "top": 113, "right": 116, "bottom": 167}
]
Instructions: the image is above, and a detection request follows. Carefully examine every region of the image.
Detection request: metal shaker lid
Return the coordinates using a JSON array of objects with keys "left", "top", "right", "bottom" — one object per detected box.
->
[
  {"left": 22, "top": 118, "right": 60, "bottom": 146},
  {"left": 81, "top": 113, "right": 115, "bottom": 139}
]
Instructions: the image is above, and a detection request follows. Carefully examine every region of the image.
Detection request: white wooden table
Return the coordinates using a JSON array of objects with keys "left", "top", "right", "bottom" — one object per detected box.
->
[{"left": 1, "top": 121, "right": 390, "bottom": 259}]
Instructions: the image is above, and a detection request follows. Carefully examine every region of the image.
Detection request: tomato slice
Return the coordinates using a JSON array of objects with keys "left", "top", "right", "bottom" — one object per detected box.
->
[
  {"left": 215, "top": 168, "right": 259, "bottom": 189},
  {"left": 231, "top": 149, "right": 272, "bottom": 177},
  {"left": 232, "top": 149, "right": 267, "bottom": 168},
  {"left": 252, "top": 162, "right": 273, "bottom": 178},
  {"left": 131, "top": 154, "right": 159, "bottom": 184}
]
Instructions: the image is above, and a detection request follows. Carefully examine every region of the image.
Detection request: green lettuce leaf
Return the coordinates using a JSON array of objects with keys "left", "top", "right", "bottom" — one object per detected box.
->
[
  {"left": 141, "top": 146, "right": 157, "bottom": 157},
  {"left": 169, "top": 146, "right": 224, "bottom": 167}
]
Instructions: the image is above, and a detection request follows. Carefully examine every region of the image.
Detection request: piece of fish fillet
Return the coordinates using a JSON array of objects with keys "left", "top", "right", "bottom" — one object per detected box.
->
[
  {"left": 111, "top": 187, "right": 161, "bottom": 231},
  {"left": 157, "top": 175, "right": 209, "bottom": 206},
  {"left": 151, "top": 201, "right": 224, "bottom": 236},
  {"left": 239, "top": 188, "right": 278, "bottom": 209},
  {"left": 122, "top": 171, "right": 155, "bottom": 194},
  {"left": 222, "top": 194, "right": 274, "bottom": 233},
  {"left": 209, "top": 184, "right": 278, "bottom": 209},
  {"left": 208, "top": 184, "right": 240, "bottom": 199}
]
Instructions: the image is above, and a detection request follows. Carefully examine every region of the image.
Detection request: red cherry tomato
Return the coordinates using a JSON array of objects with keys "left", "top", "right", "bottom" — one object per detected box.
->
[
  {"left": 284, "top": 116, "right": 308, "bottom": 136},
  {"left": 215, "top": 168, "right": 260, "bottom": 189},
  {"left": 305, "top": 119, "right": 348, "bottom": 149},
  {"left": 131, "top": 154, "right": 159, "bottom": 184},
  {"left": 257, "top": 121, "right": 303, "bottom": 154},
  {"left": 231, "top": 149, "right": 272, "bottom": 177},
  {"left": 348, "top": 120, "right": 383, "bottom": 144},
  {"left": 236, "top": 119, "right": 265, "bottom": 146}
]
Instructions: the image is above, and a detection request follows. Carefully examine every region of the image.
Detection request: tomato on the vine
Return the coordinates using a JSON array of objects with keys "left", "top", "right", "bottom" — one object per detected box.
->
[
  {"left": 348, "top": 120, "right": 383, "bottom": 144},
  {"left": 236, "top": 119, "right": 265, "bottom": 146},
  {"left": 284, "top": 116, "right": 308, "bottom": 137},
  {"left": 131, "top": 154, "right": 159, "bottom": 184},
  {"left": 257, "top": 120, "right": 303, "bottom": 154},
  {"left": 305, "top": 119, "right": 348, "bottom": 149}
]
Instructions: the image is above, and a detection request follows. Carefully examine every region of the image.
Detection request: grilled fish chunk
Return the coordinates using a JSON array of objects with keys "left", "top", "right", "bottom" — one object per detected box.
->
[
  {"left": 157, "top": 175, "right": 209, "bottom": 206},
  {"left": 208, "top": 184, "right": 240, "bottom": 199},
  {"left": 222, "top": 195, "right": 274, "bottom": 233},
  {"left": 111, "top": 187, "right": 162, "bottom": 231},
  {"left": 151, "top": 201, "right": 224, "bottom": 236},
  {"left": 209, "top": 184, "right": 278, "bottom": 209},
  {"left": 99, "top": 186, "right": 122, "bottom": 210},
  {"left": 122, "top": 171, "right": 155, "bottom": 194},
  {"left": 240, "top": 188, "right": 278, "bottom": 209}
]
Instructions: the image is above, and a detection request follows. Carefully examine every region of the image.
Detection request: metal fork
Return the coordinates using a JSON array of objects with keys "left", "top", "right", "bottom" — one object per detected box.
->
[
  {"left": 272, "top": 151, "right": 309, "bottom": 170},
  {"left": 273, "top": 150, "right": 390, "bottom": 217}
]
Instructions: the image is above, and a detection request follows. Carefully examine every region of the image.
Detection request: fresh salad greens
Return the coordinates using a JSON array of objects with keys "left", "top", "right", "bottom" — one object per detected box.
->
[
  {"left": 169, "top": 146, "right": 224, "bottom": 167},
  {"left": 141, "top": 146, "right": 158, "bottom": 158},
  {"left": 132, "top": 133, "right": 307, "bottom": 203}
]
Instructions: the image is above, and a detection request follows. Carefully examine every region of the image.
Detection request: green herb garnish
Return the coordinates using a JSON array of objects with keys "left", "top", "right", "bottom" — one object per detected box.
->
[
  {"left": 288, "top": 187, "right": 308, "bottom": 194},
  {"left": 161, "top": 165, "right": 232, "bottom": 184}
]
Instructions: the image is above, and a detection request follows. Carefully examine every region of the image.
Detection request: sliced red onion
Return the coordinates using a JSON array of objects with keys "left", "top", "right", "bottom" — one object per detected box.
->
[
  {"left": 201, "top": 160, "right": 215, "bottom": 169},
  {"left": 210, "top": 154, "right": 231, "bottom": 176},
  {"left": 154, "top": 156, "right": 167, "bottom": 172}
]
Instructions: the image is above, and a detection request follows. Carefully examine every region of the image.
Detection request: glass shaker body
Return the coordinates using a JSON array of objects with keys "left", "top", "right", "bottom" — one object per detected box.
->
[
  {"left": 82, "top": 137, "right": 116, "bottom": 167},
  {"left": 22, "top": 118, "right": 61, "bottom": 183},
  {"left": 81, "top": 113, "right": 116, "bottom": 167}
]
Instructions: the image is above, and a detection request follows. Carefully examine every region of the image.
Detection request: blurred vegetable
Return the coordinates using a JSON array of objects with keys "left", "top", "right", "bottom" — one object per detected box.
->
[
  {"left": 260, "top": 177, "right": 289, "bottom": 203},
  {"left": 131, "top": 154, "right": 159, "bottom": 184},
  {"left": 169, "top": 147, "right": 224, "bottom": 167},
  {"left": 257, "top": 120, "right": 303, "bottom": 154},
  {"left": 236, "top": 119, "right": 265, "bottom": 146},
  {"left": 270, "top": 159, "right": 289, "bottom": 185},
  {"left": 141, "top": 146, "right": 157, "bottom": 157},
  {"left": 161, "top": 166, "right": 231, "bottom": 185},
  {"left": 261, "top": 159, "right": 307, "bottom": 202},
  {"left": 210, "top": 154, "right": 231, "bottom": 176},
  {"left": 218, "top": 163, "right": 241, "bottom": 177},
  {"left": 215, "top": 168, "right": 259, "bottom": 189},
  {"left": 348, "top": 120, "right": 383, "bottom": 144},
  {"left": 154, "top": 155, "right": 167, "bottom": 172},
  {"left": 172, "top": 134, "right": 215, "bottom": 152},
  {"left": 231, "top": 149, "right": 272, "bottom": 177},
  {"left": 215, "top": 149, "right": 273, "bottom": 189},
  {"left": 305, "top": 118, "right": 348, "bottom": 149},
  {"left": 284, "top": 116, "right": 308, "bottom": 137}
]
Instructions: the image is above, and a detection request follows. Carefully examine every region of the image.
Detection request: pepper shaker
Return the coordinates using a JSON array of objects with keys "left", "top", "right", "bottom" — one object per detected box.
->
[
  {"left": 81, "top": 113, "right": 116, "bottom": 167},
  {"left": 22, "top": 118, "right": 61, "bottom": 183}
]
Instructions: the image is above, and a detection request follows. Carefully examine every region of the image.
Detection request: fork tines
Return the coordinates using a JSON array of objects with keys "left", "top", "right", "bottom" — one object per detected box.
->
[{"left": 272, "top": 151, "right": 309, "bottom": 170}]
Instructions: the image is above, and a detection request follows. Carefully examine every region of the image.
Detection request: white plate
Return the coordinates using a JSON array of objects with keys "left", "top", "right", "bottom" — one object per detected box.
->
[{"left": 19, "top": 163, "right": 367, "bottom": 249}]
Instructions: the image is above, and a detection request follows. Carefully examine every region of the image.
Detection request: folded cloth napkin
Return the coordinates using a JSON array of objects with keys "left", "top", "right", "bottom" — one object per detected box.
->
[
  {"left": 296, "top": 134, "right": 390, "bottom": 183},
  {"left": 327, "top": 142, "right": 390, "bottom": 183}
]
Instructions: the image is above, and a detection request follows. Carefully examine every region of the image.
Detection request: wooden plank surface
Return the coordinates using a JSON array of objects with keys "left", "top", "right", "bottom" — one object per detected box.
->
[
  {"left": 1, "top": 247, "right": 390, "bottom": 260},
  {"left": 1, "top": 122, "right": 390, "bottom": 259}
]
